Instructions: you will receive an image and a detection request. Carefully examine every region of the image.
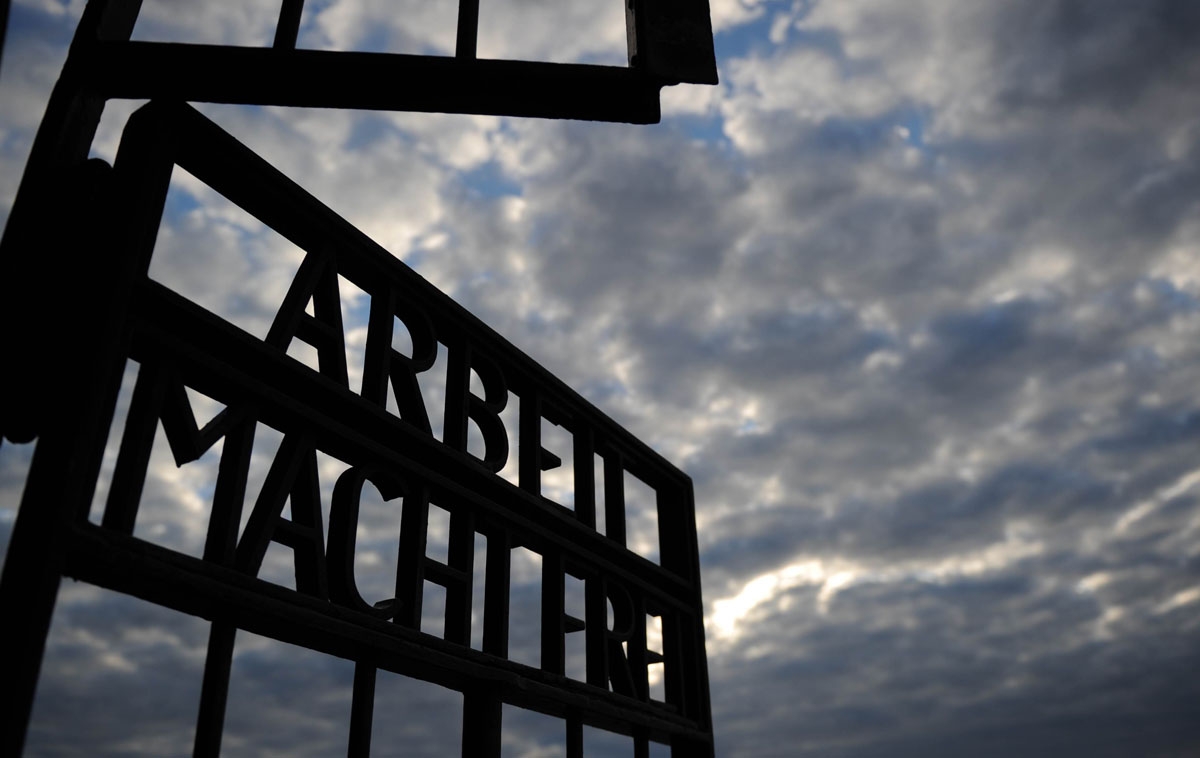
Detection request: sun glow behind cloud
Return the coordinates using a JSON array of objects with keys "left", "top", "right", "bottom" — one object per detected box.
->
[{"left": 709, "top": 523, "right": 1048, "bottom": 643}]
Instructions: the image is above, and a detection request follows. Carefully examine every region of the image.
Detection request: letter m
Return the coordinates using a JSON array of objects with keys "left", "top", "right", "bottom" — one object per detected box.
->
[{"left": 101, "top": 359, "right": 256, "bottom": 565}]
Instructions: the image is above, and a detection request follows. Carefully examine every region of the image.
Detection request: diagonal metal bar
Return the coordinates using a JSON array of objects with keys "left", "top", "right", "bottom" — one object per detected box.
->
[
  {"left": 193, "top": 621, "right": 237, "bottom": 758},
  {"left": 274, "top": 0, "right": 305, "bottom": 49}
]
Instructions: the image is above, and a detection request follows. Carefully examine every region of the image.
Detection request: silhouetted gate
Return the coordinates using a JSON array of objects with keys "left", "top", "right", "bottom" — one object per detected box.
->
[{"left": 0, "top": 1, "right": 717, "bottom": 756}]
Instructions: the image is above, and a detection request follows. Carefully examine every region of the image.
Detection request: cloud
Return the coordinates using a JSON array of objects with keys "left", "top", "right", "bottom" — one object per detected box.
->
[{"left": 3, "top": 0, "right": 1200, "bottom": 756}]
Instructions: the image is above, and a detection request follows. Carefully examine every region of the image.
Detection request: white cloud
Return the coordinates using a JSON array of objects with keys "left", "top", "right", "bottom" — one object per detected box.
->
[{"left": 708, "top": 0, "right": 769, "bottom": 34}]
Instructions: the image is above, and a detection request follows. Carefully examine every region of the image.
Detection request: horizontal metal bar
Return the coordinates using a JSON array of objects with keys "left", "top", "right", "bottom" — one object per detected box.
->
[
  {"left": 62, "top": 522, "right": 711, "bottom": 744},
  {"left": 86, "top": 41, "right": 662, "bottom": 124},
  {"left": 424, "top": 559, "right": 470, "bottom": 588}
]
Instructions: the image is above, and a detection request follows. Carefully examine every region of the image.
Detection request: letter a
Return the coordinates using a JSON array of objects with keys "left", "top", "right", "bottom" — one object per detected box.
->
[
  {"left": 267, "top": 249, "right": 349, "bottom": 388},
  {"left": 234, "top": 434, "right": 329, "bottom": 599}
]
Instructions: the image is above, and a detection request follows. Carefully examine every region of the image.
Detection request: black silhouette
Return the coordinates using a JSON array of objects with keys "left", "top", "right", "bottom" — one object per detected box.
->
[{"left": 0, "top": 2, "right": 717, "bottom": 756}]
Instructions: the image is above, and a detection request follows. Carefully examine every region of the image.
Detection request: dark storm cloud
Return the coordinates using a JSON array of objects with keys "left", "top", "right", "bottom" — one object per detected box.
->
[{"left": 987, "top": 0, "right": 1200, "bottom": 116}]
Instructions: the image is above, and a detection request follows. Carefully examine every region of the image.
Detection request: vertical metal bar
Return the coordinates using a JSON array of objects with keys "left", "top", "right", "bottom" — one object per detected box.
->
[
  {"left": 633, "top": 730, "right": 650, "bottom": 758},
  {"left": 193, "top": 621, "right": 237, "bottom": 758},
  {"left": 566, "top": 714, "right": 583, "bottom": 758},
  {"left": 91, "top": 0, "right": 145, "bottom": 39},
  {"left": 455, "top": 0, "right": 480, "bottom": 59},
  {"left": 584, "top": 576, "right": 607, "bottom": 688},
  {"left": 572, "top": 427, "right": 596, "bottom": 529},
  {"left": 662, "top": 610, "right": 685, "bottom": 714},
  {"left": 623, "top": 0, "right": 639, "bottom": 68},
  {"left": 101, "top": 360, "right": 168, "bottom": 533},
  {"left": 540, "top": 549, "right": 565, "bottom": 675},
  {"left": 0, "top": 425, "right": 112, "bottom": 755},
  {"left": 442, "top": 342, "right": 470, "bottom": 454},
  {"left": 347, "top": 662, "right": 376, "bottom": 757},
  {"left": 0, "top": 0, "right": 143, "bottom": 322},
  {"left": 630, "top": 594, "right": 648, "bottom": 701},
  {"left": 444, "top": 509, "right": 476, "bottom": 645},
  {"left": 681, "top": 479, "right": 714, "bottom": 748},
  {"left": 655, "top": 478, "right": 688, "bottom": 578},
  {"left": 394, "top": 484, "right": 430, "bottom": 630},
  {"left": 0, "top": 56, "right": 152, "bottom": 750},
  {"left": 0, "top": 0, "right": 142, "bottom": 443},
  {"left": 461, "top": 690, "right": 501, "bottom": 757},
  {"left": 274, "top": 0, "right": 304, "bottom": 49},
  {"left": 670, "top": 734, "right": 714, "bottom": 758},
  {"left": 482, "top": 530, "right": 510, "bottom": 657},
  {"left": 519, "top": 389, "right": 541, "bottom": 496},
  {"left": 602, "top": 453, "right": 626, "bottom": 546}
]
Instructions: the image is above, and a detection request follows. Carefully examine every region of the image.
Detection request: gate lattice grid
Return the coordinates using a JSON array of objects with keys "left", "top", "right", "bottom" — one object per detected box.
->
[{"left": 0, "top": 1, "right": 717, "bottom": 755}]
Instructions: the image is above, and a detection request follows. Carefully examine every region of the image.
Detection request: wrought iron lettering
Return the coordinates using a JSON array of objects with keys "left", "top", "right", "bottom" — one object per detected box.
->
[{"left": 0, "top": 1, "right": 717, "bottom": 753}]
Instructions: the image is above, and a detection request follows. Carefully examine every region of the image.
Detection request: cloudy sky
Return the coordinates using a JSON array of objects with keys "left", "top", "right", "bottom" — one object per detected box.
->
[{"left": 3, "top": 0, "right": 1200, "bottom": 756}]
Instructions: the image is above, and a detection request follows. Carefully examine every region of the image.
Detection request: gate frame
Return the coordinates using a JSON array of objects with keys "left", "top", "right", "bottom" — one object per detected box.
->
[{"left": 0, "top": 2, "right": 717, "bottom": 755}]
